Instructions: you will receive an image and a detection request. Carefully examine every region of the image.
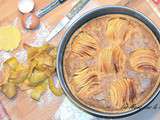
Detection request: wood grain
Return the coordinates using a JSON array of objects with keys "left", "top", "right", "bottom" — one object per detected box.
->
[{"left": 0, "top": 0, "right": 159, "bottom": 120}]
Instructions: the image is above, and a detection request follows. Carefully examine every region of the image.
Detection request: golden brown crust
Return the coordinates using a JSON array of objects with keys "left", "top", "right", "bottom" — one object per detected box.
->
[{"left": 63, "top": 14, "right": 160, "bottom": 113}]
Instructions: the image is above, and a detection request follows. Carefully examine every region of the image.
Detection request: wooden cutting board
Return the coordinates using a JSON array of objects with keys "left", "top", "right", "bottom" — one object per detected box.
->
[{"left": 0, "top": 0, "right": 159, "bottom": 120}]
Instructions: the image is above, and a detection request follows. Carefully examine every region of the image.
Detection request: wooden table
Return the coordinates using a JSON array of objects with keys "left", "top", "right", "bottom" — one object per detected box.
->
[{"left": 0, "top": 0, "right": 160, "bottom": 120}]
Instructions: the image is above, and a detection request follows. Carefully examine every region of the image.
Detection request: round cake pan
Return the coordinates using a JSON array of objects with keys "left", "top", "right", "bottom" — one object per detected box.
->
[{"left": 57, "top": 6, "right": 160, "bottom": 118}]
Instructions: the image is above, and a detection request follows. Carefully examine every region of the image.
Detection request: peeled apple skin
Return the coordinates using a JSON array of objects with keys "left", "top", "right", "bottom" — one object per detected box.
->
[
  {"left": 49, "top": 78, "right": 63, "bottom": 96},
  {"left": 1, "top": 82, "right": 17, "bottom": 99}
]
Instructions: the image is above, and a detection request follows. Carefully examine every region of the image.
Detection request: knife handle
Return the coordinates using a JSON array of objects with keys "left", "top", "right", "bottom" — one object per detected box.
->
[
  {"left": 67, "top": 0, "right": 90, "bottom": 19},
  {"left": 59, "top": 0, "right": 66, "bottom": 3},
  {"left": 36, "top": 0, "right": 66, "bottom": 18}
]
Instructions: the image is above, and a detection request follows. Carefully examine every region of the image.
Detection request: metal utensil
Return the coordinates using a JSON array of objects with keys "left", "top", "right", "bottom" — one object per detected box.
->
[
  {"left": 21, "top": 0, "right": 66, "bottom": 30},
  {"left": 46, "top": 0, "right": 90, "bottom": 42},
  {"left": 36, "top": 0, "right": 66, "bottom": 18}
]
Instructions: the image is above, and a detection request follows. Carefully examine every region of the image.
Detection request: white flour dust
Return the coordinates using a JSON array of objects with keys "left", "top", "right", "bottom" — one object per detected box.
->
[
  {"left": 31, "top": 23, "right": 50, "bottom": 46},
  {"left": 0, "top": 51, "right": 12, "bottom": 70}
]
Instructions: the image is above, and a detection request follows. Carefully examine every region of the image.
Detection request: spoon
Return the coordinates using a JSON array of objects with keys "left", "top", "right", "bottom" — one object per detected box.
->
[{"left": 21, "top": 0, "right": 66, "bottom": 30}]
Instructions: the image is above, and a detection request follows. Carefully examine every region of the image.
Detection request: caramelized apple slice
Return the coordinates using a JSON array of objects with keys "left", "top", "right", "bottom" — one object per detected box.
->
[
  {"left": 71, "top": 67, "right": 94, "bottom": 89},
  {"left": 129, "top": 48, "right": 158, "bottom": 73},
  {"left": 109, "top": 78, "right": 139, "bottom": 109},
  {"left": 106, "top": 18, "right": 129, "bottom": 46},
  {"left": 112, "top": 47, "right": 126, "bottom": 73},
  {"left": 157, "top": 57, "right": 160, "bottom": 71},
  {"left": 71, "top": 32, "right": 98, "bottom": 58},
  {"left": 97, "top": 48, "right": 115, "bottom": 74},
  {"left": 70, "top": 66, "right": 100, "bottom": 98},
  {"left": 77, "top": 81, "right": 100, "bottom": 99}
]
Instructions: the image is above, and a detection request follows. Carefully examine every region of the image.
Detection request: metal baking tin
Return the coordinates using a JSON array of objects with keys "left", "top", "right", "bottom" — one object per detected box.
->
[{"left": 57, "top": 6, "right": 160, "bottom": 118}]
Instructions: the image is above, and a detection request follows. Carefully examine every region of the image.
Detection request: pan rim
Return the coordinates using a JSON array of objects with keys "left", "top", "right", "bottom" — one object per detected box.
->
[{"left": 57, "top": 5, "right": 160, "bottom": 118}]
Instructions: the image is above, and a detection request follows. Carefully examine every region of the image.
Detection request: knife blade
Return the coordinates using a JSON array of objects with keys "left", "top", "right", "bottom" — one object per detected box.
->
[{"left": 46, "top": 0, "right": 90, "bottom": 42}]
